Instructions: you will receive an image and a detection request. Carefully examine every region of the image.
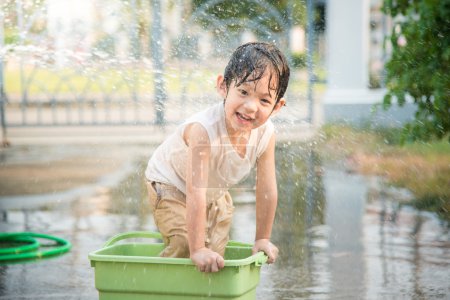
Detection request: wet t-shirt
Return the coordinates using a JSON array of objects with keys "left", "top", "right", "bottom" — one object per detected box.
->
[{"left": 145, "top": 102, "right": 274, "bottom": 203}]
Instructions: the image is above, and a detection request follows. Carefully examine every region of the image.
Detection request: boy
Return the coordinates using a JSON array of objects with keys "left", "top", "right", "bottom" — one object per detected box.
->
[{"left": 145, "top": 42, "right": 290, "bottom": 272}]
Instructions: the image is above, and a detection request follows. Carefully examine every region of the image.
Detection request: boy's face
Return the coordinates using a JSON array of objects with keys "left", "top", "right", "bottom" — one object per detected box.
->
[{"left": 217, "top": 70, "right": 285, "bottom": 135}]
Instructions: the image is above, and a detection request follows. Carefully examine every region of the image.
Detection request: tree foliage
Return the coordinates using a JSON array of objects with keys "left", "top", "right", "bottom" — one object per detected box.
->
[
  {"left": 191, "top": 0, "right": 305, "bottom": 34},
  {"left": 382, "top": 0, "right": 450, "bottom": 142}
]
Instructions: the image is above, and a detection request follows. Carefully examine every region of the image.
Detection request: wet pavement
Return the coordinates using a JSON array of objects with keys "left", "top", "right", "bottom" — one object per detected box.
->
[{"left": 0, "top": 142, "right": 449, "bottom": 299}]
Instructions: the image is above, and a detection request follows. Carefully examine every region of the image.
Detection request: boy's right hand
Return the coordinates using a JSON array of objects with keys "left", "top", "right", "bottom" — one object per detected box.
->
[{"left": 190, "top": 247, "right": 225, "bottom": 273}]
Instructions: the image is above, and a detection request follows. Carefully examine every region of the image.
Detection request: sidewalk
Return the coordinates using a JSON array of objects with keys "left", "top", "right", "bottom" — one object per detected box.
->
[{"left": 2, "top": 122, "right": 317, "bottom": 145}]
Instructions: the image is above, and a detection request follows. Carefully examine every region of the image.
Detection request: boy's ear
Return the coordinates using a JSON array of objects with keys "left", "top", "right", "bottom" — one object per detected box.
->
[
  {"left": 271, "top": 98, "right": 285, "bottom": 116},
  {"left": 216, "top": 75, "right": 227, "bottom": 98}
]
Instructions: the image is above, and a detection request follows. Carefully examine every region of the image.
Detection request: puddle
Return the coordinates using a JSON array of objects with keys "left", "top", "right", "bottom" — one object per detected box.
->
[{"left": 0, "top": 145, "right": 449, "bottom": 299}]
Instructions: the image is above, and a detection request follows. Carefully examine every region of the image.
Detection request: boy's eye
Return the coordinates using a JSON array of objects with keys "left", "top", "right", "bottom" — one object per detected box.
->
[
  {"left": 261, "top": 99, "right": 271, "bottom": 105},
  {"left": 239, "top": 89, "right": 248, "bottom": 96}
]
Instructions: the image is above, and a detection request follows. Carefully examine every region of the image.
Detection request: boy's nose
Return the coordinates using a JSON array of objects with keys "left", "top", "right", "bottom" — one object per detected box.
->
[{"left": 243, "top": 98, "right": 258, "bottom": 114}]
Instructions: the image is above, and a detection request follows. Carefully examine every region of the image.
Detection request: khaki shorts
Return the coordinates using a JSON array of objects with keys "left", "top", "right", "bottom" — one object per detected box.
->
[{"left": 146, "top": 181, "right": 234, "bottom": 258}]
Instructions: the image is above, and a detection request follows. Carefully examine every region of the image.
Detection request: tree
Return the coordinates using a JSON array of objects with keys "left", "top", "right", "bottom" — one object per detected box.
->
[
  {"left": 191, "top": 0, "right": 305, "bottom": 35},
  {"left": 382, "top": 0, "right": 450, "bottom": 142}
]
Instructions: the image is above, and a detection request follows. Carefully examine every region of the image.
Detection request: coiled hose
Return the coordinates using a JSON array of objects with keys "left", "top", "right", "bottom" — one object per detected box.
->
[{"left": 0, "top": 232, "right": 71, "bottom": 262}]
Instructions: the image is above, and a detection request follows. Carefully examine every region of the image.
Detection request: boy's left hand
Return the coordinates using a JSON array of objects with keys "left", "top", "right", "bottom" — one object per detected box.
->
[{"left": 252, "top": 239, "right": 279, "bottom": 264}]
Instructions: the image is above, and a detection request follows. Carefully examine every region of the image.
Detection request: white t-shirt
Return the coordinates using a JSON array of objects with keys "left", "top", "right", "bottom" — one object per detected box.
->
[{"left": 145, "top": 102, "right": 274, "bottom": 203}]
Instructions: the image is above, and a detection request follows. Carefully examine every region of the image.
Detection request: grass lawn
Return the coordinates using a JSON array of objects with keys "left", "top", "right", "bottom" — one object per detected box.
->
[
  {"left": 4, "top": 65, "right": 220, "bottom": 96},
  {"left": 317, "top": 124, "right": 450, "bottom": 220}
]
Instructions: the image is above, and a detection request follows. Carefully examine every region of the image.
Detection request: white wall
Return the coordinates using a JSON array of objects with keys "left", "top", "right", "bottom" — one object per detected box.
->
[{"left": 325, "top": 0, "right": 371, "bottom": 99}]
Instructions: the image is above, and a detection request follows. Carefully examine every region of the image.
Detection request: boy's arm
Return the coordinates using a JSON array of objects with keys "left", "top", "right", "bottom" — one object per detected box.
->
[
  {"left": 185, "top": 123, "right": 225, "bottom": 272},
  {"left": 254, "top": 133, "right": 279, "bottom": 263}
]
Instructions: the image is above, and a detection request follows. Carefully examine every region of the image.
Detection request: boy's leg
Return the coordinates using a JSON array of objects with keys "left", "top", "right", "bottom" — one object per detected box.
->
[
  {"left": 146, "top": 181, "right": 190, "bottom": 258},
  {"left": 206, "top": 192, "right": 235, "bottom": 256}
]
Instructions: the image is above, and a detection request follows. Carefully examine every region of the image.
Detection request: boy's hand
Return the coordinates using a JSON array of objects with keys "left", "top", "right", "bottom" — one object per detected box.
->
[
  {"left": 190, "top": 248, "right": 225, "bottom": 273},
  {"left": 252, "top": 239, "right": 279, "bottom": 264}
]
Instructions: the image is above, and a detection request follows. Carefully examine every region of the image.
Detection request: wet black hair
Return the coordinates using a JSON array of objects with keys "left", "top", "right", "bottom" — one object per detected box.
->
[{"left": 223, "top": 42, "right": 290, "bottom": 103}]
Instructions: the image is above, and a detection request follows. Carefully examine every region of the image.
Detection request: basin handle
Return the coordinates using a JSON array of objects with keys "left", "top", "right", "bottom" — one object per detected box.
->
[
  {"left": 254, "top": 251, "right": 268, "bottom": 266},
  {"left": 103, "top": 231, "right": 163, "bottom": 247}
]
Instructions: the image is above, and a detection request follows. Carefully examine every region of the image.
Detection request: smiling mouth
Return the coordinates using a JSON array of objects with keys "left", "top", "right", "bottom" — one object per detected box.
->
[{"left": 236, "top": 112, "right": 253, "bottom": 122}]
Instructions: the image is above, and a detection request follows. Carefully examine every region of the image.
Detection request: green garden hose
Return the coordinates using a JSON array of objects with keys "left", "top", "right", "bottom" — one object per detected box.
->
[
  {"left": 0, "top": 235, "right": 39, "bottom": 255},
  {"left": 0, "top": 232, "right": 71, "bottom": 262}
]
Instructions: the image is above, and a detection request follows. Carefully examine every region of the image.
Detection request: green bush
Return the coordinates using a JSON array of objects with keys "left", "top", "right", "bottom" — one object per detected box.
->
[
  {"left": 382, "top": 0, "right": 450, "bottom": 142},
  {"left": 290, "top": 52, "right": 307, "bottom": 69},
  {"left": 5, "top": 28, "right": 19, "bottom": 45}
]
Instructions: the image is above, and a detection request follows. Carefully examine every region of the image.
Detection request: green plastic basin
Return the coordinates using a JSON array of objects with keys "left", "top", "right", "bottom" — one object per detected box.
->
[{"left": 88, "top": 231, "right": 267, "bottom": 300}]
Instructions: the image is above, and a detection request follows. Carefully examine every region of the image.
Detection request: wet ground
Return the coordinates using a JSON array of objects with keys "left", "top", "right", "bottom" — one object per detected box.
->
[{"left": 0, "top": 143, "right": 449, "bottom": 299}]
